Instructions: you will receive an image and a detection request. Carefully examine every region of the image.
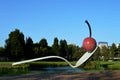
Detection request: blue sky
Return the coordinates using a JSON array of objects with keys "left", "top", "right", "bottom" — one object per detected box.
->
[{"left": 0, "top": 0, "right": 120, "bottom": 47}]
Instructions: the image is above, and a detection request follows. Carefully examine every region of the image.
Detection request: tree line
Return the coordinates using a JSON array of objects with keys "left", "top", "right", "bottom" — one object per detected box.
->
[{"left": 0, "top": 29, "right": 120, "bottom": 61}]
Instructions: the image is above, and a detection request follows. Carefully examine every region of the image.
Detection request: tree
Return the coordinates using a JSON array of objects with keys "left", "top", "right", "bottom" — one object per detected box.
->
[
  {"left": 72, "top": 46, "right": 85, "bottom": 61},
  {"left": 0, "top": 47, "right": 5, "bottom": 57},
  {"left": 52, "top": 37, "right": 59, "bottom": 56},
  {"left": 67, "top": 44, "right": 74, "bottom": 60},
  {"left": 100, "top": 46, "right": 109, "bottom": 61},
  {"left": 33, "top": 42, "right": 40, "bottom": 57},
  {"left": 24, "top": 37, "right": 34, "bottom": 59},
  {"left": 39, "top": 38, "right": 48, "bottom": 48},
  {"left": 39, "top": 38, "right": 49, "bottom": 56},
  {"left": 110, "top": 43, "right": 117, "bottom": 59},
  {"left": 117, "top": 44, "right": 120, "bottom": 57},
  {"left": 5, "top": 29, "right": 25, "bottom": 61},
  {"left": 67, "top": 44, "right": 82, "bottom": 61},
  {"left": 92, "top": 47, "right": 100, "bottom": 61},
  {"left": 59, "top": 39, "right": 68, "bottom": 58}
]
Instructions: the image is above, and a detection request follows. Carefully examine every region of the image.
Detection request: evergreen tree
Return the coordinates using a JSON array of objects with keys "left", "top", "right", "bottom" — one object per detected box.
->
[
  {"left": 25, "top": 37, "right": 34, "bottom": 59},
  {"left": 59, "top": 39, "right": 68, "bottom": 58},
  {"left": 52, "top": 37, "right": 59, "bottom": 56},
  {"left": 0, "top": 47, "right": 5, "bottom": 57},
  {"left": 67, "top": 44, "right": 74, "bottom": 60},
  {"left": 110, "top": 43, "right": 117, "bottom": 59}
]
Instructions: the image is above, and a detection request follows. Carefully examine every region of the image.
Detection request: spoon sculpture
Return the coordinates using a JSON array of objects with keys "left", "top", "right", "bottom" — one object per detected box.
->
[
  {"left": 12, "top": 46, "right": 98, "bottom": 68},
  {"left": 12, "top": 20, "right": 97, "bottom": 68}
]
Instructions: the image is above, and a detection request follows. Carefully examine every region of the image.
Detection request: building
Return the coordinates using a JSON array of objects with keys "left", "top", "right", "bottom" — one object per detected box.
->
[
  {"left": 116, "top": 43, "right": 120, "bottom": 48},
  {"left": 98, "top": 42, "right": 108, "bottom": 49}
]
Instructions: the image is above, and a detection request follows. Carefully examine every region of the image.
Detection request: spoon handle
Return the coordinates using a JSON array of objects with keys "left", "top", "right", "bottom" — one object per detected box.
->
[{"left": 12, "top": 56, "right": 75, "bottom": 68}]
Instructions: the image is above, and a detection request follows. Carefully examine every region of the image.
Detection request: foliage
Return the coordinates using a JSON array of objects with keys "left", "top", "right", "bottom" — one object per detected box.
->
[
  {"left": 39, "top": 38, "right": 48, "bottom": 48},
  {"left": 72, "top": 46, "right": 85, "bottom": 61},
  {"left": 33, "top": 43, "right": 40, "bottom": 57},
  {"left": 59, "top": 39, "right": 68, "bottom": 58},
  {"left": 92, "top": 47, "right": 100, "bottom": 61},
  {"left": 0, "top": 47, "right": 5, "bottom": 56},
  {"left": 5, "top": 29, "right": 25, "bottom": 61},
  {"left": 100, "top": 46, "right": 109, "bottom": 61},
  {"left": 52, "top": 37, "right": 59, "bottom": 56},
  {"left": 110, "top": 43, "right": 117, "bottom": 58},
  {"left": 117, "top": 44, "right": 120, "bottom": 57},
  {"left": 24, "top": 37, "right": 34, "bottom": 59},
  {"left": 39, "top": 38, "right": 51, "bottom": 56}
]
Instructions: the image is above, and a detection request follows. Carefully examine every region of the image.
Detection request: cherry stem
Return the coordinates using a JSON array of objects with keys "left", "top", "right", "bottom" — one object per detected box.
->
[{"left": 85, "top": 20, "right": 92, "bottom": 37}]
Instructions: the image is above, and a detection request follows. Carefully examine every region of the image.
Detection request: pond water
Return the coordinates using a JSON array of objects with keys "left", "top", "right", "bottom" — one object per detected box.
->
[{"left": 30, "top": 66, "right": 83, "bottom": 74}]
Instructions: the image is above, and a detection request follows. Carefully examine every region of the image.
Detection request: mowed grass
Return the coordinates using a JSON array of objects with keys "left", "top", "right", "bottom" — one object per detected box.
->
[
  {"left": 0, "top": 62, "right": 12, "bottom": 65},
  {"left": 108, "top": 61, "right": 120, "bottom": 70},
  {"left": 0, "top": 62, "right": 29, "bottom": 76},
  {"left": 93, "top": 61, "right": 120, "bottom": 70}
]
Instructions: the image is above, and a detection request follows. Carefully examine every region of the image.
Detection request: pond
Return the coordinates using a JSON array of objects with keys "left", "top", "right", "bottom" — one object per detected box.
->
[{"left": 30, "top": 66, "right": 84, "bottom": 74}]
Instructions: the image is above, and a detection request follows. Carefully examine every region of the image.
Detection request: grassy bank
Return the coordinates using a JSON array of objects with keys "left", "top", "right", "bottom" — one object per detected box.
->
[{"left": 0, "top": 62, "right": 29, "bottom": 76}]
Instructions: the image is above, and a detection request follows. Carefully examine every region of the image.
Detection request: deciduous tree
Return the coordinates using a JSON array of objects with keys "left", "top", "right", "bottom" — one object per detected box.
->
[{"left": 5, "top": 29, "right": 25, "bottom": 61}]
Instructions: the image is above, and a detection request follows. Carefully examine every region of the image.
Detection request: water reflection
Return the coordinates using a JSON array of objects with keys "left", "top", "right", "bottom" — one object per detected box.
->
[{"left": 31, "top": 66, "right": 83, "bottom": 74}]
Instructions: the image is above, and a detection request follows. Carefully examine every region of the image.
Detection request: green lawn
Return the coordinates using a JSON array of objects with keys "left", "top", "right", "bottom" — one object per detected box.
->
[
  {"left": 93, "top": 61, "right": 120, "bottom": 70},
  {"left": 0, "top": 62, "right": 29, "bottom": 76},
  {"left": 108, "top": 61, "right": 120, "bottom": 70}
]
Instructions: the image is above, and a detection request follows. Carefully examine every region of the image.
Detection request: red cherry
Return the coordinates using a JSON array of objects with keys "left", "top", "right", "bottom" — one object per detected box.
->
[
  {"left": 82, "top": 20, "right": 97, "bottom": 52},
  {"left": 83, "top": 37, "right": 97, "bottom": 52}
]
